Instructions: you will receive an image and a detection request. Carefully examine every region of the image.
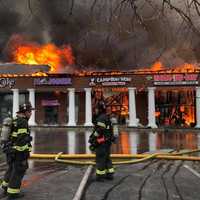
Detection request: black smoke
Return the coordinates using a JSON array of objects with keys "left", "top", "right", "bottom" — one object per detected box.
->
[{"left": 0, "top": 0, "right": 200, "bottom": 71}]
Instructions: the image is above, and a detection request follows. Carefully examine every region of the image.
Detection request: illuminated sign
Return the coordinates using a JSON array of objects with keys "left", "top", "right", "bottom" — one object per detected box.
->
[
  {"left": 34, "top": 77, "right": 72, "bottom": 86},
  {"left": 0, "top": 78, "right": 15, "bottom": 88},
  {"left": 41, "top": 100, "right": 60, "bottom": 106},
  {"left": 89, "top": 77, "right": 131, "bottom": 86},
  {"left": 153, "top": 74, "right": 199, "bottom": 85}
]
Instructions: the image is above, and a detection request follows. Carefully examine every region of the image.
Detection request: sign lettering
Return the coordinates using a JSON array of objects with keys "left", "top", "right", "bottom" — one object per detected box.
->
[
  {"left": 0, "top": 78, "right": 15, "bottom": 88},
  {"left": 34, "top": 78, "right": 72, "bottom": 86},
  {"left": 153, "top": 74, "right": 199, "bottom": 86},
  {"left": 89, "top": 77, "right": 131, "bottom": 86}
]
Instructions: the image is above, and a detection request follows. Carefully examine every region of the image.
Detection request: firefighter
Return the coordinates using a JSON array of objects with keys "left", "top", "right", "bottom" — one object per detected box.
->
[
  {"left": 0, "top": 102, "right": 34, "bottom": 199},
  {"left": 89, "top": 101, "right": 115, "bottom": 181}
]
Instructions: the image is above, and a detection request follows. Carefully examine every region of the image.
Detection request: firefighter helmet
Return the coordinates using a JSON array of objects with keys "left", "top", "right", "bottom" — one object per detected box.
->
[{"left": 17, "top": 102, "right": 35, "bottom": 113}]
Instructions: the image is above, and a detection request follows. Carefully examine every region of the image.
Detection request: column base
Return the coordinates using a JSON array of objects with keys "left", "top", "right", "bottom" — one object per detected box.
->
[
  {"left": 29, "top": 122, "right": 37, "bottom": 126},
  {"left": 195, "top": 125, "right": 200, "bottom": 129},
  {"left": 147, "top": 124, "right": 158, "bottom": 128},
  {"left": 128, "top": 123, "right": 138, "bottom": 127},
  {"left": 84, "top": 122, "right": 93, "bottom": 127},
  {"left": 67, "top": 122, "right": 77, "bottom": 127}
]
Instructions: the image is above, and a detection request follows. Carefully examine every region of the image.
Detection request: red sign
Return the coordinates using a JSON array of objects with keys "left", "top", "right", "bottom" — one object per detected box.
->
[{"left": 153, "top": 74, "right": 199, "bottom": 85}]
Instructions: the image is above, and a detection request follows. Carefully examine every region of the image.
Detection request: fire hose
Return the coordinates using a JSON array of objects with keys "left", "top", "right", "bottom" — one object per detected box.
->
[{"left": 29, "top": 149, "right": 200, "bottom": 165}]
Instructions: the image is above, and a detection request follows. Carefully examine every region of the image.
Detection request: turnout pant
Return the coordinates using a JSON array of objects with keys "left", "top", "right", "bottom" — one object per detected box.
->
[
  {"left": 95, "top": 143, "right": 114, "bottom": 177},
  {"left": 2, "top": 152, "right": 29, "bottom": 195}
]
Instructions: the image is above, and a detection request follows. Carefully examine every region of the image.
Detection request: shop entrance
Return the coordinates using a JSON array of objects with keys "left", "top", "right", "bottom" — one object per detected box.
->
[
  {"left": 44, "top": 106, "right": 59, "bottom": 125},
  {"left": 92, "top": 88, "right": 129, "bottom": 124},
  {"left": 155, "top": 89, "right": 195, "bottom": 127}
]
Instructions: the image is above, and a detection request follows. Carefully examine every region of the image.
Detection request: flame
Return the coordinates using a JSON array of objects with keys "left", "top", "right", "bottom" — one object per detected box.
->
[
  {"left": 155, "top": 111, "right": 160, "bottom": 117},
  {"left": 151, "top": 61, "right": 164, "bottom": 71},
  {"left": 77, "top": 61, "right": 200, "bottom": 77},
  {"left": 12, "top": 43, "right": 75, "bottom": 73},
  {"left": 181, "top": 105, "right": 195, "bottom": 125}
]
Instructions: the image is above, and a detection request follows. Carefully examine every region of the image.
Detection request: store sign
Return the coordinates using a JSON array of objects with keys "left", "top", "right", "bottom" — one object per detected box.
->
[
  {"left": 153, "top": 74, "right": 199, "bottom": 85},
  {"left": 89, "top": 77, "right": 132, "bottom": 86},
  {"left": 0, "top": 78, "right": 15, "bottom": 88},
  {"left": 34, "top": 77, "right": 72, "bottom": 86},
  {"left": 42, "top": 100, "right": 60, "bottom": 106}
]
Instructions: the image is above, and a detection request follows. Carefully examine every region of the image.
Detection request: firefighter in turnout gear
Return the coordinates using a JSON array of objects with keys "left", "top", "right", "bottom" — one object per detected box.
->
[
  {"left": 0, "top": 102, "right": 34, "bottom": 199},
  {"left": 89, "top": 100, "right": 116, "bottom": 181}
]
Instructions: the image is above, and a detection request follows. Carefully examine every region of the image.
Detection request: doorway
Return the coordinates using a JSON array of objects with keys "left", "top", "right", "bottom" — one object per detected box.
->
[{"left": 44, "top": 106, "right": 59, "bottom": 125}]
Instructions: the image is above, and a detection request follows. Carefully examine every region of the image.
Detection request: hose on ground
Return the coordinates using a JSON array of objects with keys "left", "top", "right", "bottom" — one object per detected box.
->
[{"left": 54, "top": 149, "right": 200, "bottom": 165}]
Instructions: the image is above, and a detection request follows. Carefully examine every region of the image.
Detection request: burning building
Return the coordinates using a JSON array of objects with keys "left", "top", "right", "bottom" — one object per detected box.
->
[{"left": 0, "top": 39, "right": 200, "bottom": 128}]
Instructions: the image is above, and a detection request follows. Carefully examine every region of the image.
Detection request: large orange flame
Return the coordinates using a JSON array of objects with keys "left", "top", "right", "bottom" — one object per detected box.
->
[{"left": 12, "top": 43, "right": 75, "bottom": 73}]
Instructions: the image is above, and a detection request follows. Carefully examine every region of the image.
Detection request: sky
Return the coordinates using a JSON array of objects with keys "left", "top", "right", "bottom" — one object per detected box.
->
[{"left": 0, "top": 0, "right": 199, "bottom": 71}]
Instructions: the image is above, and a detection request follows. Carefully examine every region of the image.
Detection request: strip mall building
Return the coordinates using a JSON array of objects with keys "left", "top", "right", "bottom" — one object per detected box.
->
[{"left": 1, "top": 67, "right": 200, "bottom": 128}]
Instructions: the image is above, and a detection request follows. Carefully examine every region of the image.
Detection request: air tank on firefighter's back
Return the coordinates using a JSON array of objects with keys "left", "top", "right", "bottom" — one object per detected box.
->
[
  {"left": 110, "top": 114, "right": 119, "bottom": 139},
  {"left": 0, "top": 117, "right": 12, "bottom": 142}
]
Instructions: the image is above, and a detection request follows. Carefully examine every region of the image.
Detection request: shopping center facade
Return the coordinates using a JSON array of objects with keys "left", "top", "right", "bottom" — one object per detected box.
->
[{"left": 0, "top": 69, "right": 200, "bottom": 128}]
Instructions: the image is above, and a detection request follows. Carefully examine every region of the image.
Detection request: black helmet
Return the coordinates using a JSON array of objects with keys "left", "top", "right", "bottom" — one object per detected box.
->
[
  {"left": 98, "top": 100, "right": 106, "bottom": 113},
  {"left": 17, "top": 102, "right": 35, "bottom": 113}
]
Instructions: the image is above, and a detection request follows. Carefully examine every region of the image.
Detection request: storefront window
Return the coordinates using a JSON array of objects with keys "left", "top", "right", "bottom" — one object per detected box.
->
[{"left": 155, "top": 89, "right": 195, "bottom": 127}]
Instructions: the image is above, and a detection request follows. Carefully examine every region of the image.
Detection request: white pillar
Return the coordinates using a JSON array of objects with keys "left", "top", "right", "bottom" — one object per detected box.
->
[
  {"left": 68, "top": 130, "right": 76, "bottom": 154},
  {"left": 128, "top": 87, "right": 138, "bottom": 127},
  {"left": 129, "top": 131, "right": 138, "bottom": 154},
  {"left": 149, "top": 131, "right": 157, "bottom": 152},
  {"left": 67, "top": 88, "right": 76, "bottom": 126},
  {"left": 85, "top": 130, "right": 92, "bottom": 154},
  {"left": 28, "top": 88, "right": 37, "bottom": 126},
  {"left": 195, "top": 87, "right": 200, "bottom": 128},
  {"left": 12, "top": 89, "right": 19, "bottom": 118},
  {"left": 84, "top": 88, "right": 93, "bottom": 126},
  {"left": 198, "top": 133, "right": 200, "bottom": 149},
  {"left": 147, "top": 87, "right": 157, "bottom": 128}
]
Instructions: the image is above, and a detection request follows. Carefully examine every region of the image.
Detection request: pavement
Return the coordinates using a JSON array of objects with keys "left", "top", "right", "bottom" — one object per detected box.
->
[
  {"left": 0, "top": 161, "right": 87, "bottom": 200},
  {"left": 0, "top": 159, "right": 200, "bottom": 200},
  {"left": 83, "top": 160, "right": 200, "bottom": 200}
]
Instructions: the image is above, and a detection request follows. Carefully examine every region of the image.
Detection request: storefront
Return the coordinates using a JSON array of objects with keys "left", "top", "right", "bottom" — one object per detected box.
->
[{"left": 0, "top": 70, "right": 200, "bottom": 128}]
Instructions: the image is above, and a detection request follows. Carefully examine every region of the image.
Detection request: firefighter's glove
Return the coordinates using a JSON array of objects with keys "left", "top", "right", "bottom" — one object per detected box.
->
[
  {"left": 24, "top": 135, "right": 33, "bottom": 143},
  {"left": 97, "top": 135, "right": 105, "bottom": 144},
  {"left": 111, "top": 135, "right": 118, "bottom": 144},
  {"left": 1, "top": 141, "right": 13, "bottom": 154},
  {"left": 89, "top": 144, "right": 96, "bottom": 152}
]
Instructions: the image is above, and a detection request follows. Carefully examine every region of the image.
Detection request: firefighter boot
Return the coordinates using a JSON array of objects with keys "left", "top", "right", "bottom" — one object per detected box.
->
[
  {"left": 96, "top": 175, "right": 106, "bottom": 182},
  {"left": 0, "top": 186, "right": 7, "bottom": 198},
  {"left": 7, "top": 193, "right": 25, "bottom": 199},
  {"left": 106, "top": 173, "right": 114, "bottom": 180}
]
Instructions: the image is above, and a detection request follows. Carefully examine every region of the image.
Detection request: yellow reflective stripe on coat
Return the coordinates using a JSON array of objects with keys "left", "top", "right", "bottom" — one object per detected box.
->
[
  {"left": 96, "top": 169, "right": 106, "bottom": 175},
  {"left": 11, "top": 128, "right": 28, "bottom": 137},
  {"left": 13, "top": 144, "right": 32, "bottom": 152},
  {"left": 11, "top": 132, "right": 18, "bottom": 137},
  {"left": 107, "top": 168, "right": 115, "bottom": 173},
  {"left": 1, "top": 180, "right": 8, "bottom": 187},
  {"left": 7, "top": 187, "right": 20, "bottom": 194},
  {"left": 97, "top": 122, "right": 106, "bottom": 128},
  {"left": 17, "top": 128, "right": 28, "bottom": 134}
]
